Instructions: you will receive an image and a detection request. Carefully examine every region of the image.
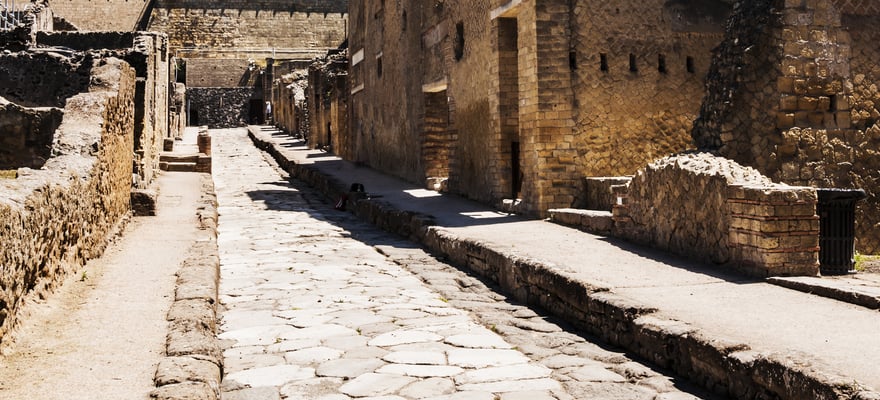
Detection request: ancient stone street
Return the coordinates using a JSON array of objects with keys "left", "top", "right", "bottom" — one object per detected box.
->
[{"left": 212, "top": 128, "right": 712, "bottom": 400}]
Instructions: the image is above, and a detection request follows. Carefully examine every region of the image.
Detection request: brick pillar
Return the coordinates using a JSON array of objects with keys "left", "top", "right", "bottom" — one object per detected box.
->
[{"left": 518, "top": 0, "right": 578, "bottom": 216}]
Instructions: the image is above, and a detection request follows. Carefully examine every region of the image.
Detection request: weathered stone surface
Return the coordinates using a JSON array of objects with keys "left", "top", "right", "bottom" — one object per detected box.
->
[
  {"left": 150, "top": 381, "right": 217, "bottom": 400},
  {"left": 338, "top": 373, "right": 417, "bottom": 397},
  {"left": 224, "top": 365, "right": 316, "bottom": 388},
  {"left": 155, "top": 356, "right": 221, "bottom": 389}
]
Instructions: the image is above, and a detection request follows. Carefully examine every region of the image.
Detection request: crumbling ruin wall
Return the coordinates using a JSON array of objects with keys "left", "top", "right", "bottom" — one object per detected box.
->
[
  {"left": 613, "top": 153, "right": 819, "bottom": 277},
  {"left": 691, "top": 0, "right": 880, "bottom": 252},
  {"left": 0, "top": 52, "right": 92, "bottom": 108},
  {"left": 187, "top": 87, "right": 253, "bottom": 128},
  {"left": 0, "top": 57, "right": 136, "bottom": 346},
  {"left": 47, "top": 0, "right": 148, "bottom": 31},
  {"left": 34, "top": 31, "right": 171, "bottom": 190},
  {"left": 272, "top": 70, "right": 307, "bottom": 137},
  {"left": 306, "top": 51, "right": 349, "bottom": 157}
]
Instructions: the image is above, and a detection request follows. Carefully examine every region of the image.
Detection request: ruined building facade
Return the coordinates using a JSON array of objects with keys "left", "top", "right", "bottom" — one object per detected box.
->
[
  {"left": 344, "top": 0, "right": 880, "bottom": 252},
  {"left": 347, "top": 0, "right": 732, "bottom": 215}
]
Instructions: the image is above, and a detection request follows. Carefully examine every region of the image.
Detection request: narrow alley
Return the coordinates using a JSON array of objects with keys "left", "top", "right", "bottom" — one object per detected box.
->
[{"left": 212, "top": 128, "right": 712, "bottom": 400}]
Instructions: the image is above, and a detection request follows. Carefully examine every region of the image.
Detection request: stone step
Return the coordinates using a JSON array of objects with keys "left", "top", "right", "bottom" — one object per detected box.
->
[{"left": 548, "top": 208, "right": 613, "bottom": 235}]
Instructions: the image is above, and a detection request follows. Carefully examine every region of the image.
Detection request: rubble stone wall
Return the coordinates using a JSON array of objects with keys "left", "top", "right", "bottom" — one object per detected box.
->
[
  {"left": 0, "top": 52, "right": 92, "bottom": 108},
  {"left": 571, "top": 0, "right": 728, "bottom": 178},
  {"left": 691, "top": 0, "right": 880, "bottom": 252},
  {"left": 612, "top": 153, "right": 819, "bottom": 276},
  {"left": 0, "top": 101, "right": 63, "bottom": 169},
  {"left": 0, "top": 58, "right": 136, "bottom": 346},
  {"left": 187, "top": 87, "right": 254, "bottom": 128}
]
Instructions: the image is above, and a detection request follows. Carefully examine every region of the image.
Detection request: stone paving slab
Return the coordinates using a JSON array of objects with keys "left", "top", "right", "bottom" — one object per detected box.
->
[
  {"left": 212, "top": 128, "right": 714, "bottom": 400},
  {"left": 247, "top": 125, "right": 880, "bottom": 399}
]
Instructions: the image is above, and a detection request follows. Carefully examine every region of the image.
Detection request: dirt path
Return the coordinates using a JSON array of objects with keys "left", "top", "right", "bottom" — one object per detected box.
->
[{"left": 0, "top": 172, "right": 205, "bottom": 400}]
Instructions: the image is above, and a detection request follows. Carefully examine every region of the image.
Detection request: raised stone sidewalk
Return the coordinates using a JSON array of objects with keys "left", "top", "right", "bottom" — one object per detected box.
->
[{"left": 248, "top": 125, "right": 880, "bottom": 400}]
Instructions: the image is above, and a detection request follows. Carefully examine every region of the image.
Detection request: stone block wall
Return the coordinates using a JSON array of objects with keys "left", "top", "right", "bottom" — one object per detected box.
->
[
  {"left": 184, "top": 58, "right": 251, "bottom": 88},
  {"left": 613, "top": 153, "right": 819, "bottom": 276},
  {"left": 187, "top": 87, "right": 254, "bottom": 128},
  {"left": 47, "top": 0, "right": 149, "bottom": 31},
  {"left": 147, "top": 0, "right": 348, "bottom": 52},
  {"left": 0, "top": 57, "right": 136, "bottom": 346}
]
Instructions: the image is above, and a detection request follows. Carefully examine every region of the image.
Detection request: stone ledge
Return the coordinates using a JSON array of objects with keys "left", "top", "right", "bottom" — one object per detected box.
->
[{"left": 548, "top": 208, "right": 613, "bottom": 235}]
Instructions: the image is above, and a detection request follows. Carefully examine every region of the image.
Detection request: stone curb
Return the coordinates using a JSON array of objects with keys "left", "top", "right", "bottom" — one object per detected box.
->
[
  {"left": 249, "top": 128, "right": 880, "bottom": 400},
  {"left": 151, "top": 174, "right": 221, "bottom": 400},
  {"left": 767, "top": 276, "right": 880, "bottom": 310}
]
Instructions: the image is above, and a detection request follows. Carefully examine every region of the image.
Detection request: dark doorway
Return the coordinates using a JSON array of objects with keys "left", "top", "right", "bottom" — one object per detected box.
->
[
  {"left": 189, "top": 108, "right": 199, "bottom": 126},
  {"left": 511, "top": 141, "right": 522, "bottom": 197},
  {"left": 326, "top": 122, "right": 332, "bottom": 150},
  {"left": 249, "top": 99, "right": 264, "bottom": 124}
]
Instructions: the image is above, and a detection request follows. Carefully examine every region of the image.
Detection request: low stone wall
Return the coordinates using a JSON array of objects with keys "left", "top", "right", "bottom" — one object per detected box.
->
[
  {"left": 579, "top": 176, "right": 632, "bottom": 211},
  {"left": 612, "top": 153, "right": 819, "bottom": 276},
  {"left": 0, "top": 58, "right": 136, "bottom": 347}
]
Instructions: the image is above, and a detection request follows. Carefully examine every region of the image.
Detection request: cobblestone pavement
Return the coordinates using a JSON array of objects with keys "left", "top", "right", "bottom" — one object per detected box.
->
[{"left": 213, "top": 128, "right": 715, "bottom": 400}]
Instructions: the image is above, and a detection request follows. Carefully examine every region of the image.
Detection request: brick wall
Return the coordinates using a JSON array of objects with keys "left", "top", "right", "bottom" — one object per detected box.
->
[
  {"left": 612, "top": 153, "right": 819, "bottom": 276},
  {"left": 0, "top": 57, "right": 136, "bottom": 346}
]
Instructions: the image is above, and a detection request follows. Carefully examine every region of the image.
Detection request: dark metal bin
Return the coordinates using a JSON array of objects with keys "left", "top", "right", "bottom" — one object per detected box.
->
[{"left": 816, "top": 188, "right": 867, "bottom": 275}]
